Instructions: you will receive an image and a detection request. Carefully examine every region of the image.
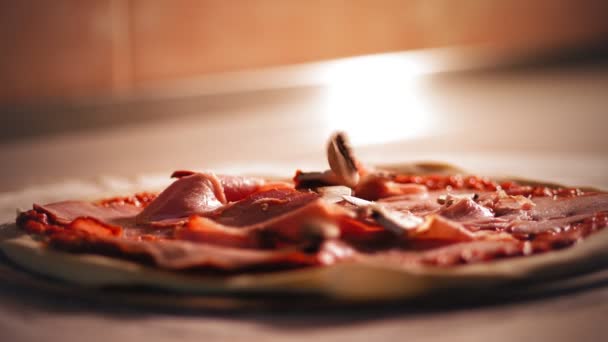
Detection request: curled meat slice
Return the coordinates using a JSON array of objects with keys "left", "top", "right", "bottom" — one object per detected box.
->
[
  {"left": 136, "top": 173, "right": 227, "bottom": 225},
  {"left": 34, "top": 201, "right": 140, "bottom": 226},
  {"left": 479, "top": 190, "right": 535, "bottom": 216},
  {"left": 355, "top": 175, "right": 428, "bottom": 201},
  {"left": 178, "top": 217, "right": 255, "bottom": 248},
  {"left": 529, "top": 193, "right": 608, "bottom": 220},
  {"left": 410, "top": 215, "right": 475, "bottom": 242},
  {"left": 438, "top": 197, "right": 493, "bottom": 221},
  {"left": 505, "top": 193, "right": 608, "bottom": 234},
  {"left": 20, "top": 193, "right": 354, "bottom": 272},
  {"left": 47, "top": 229, "right": 352, "bottom": 272},
  {"left": 180, "top": 190, "right": 347, "bottom": 249},
  {"left": 419, "top": 240, "right": 524, "bottom": 266},
  {"left": 67, "top": 217, "right": 123, "bottom": 237},
  {"left": 171, "top": 170, "right": 268, "bottom": 202},
  {"left": 212, "top": 188, "right": 320, "bottom": 227}
]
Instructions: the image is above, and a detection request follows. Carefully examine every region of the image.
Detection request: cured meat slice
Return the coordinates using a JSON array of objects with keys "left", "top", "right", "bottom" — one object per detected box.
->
[
  {"left": 171, "top": 170, "right": 267, "bottom": 202},
  {"left": 355, "top": 175, "right": 430, "bottom": 201},
  {"left": 21, "top": 201, "right": 354, "bottom": 272},
  {"left": 67, "top": 217, "right": 123, "bottom": 237},
  {"left": 178, "top": 217, "right": 255, "bottom": 248},
  {"left": 410, "top": 215, "right": 475, "bottom": 242},
  {"left": 136, "top": 173, "right": 227, "bottom": 225},
  {"left": 136, "top": 172, "right": 291, "bottom": 225},
  {"left": 528, "top": 193, "right": 608, "bottom": 220},
  {"left": 212, "top": 188, "right": 320, "bottom": 227},
  {"left": 48, "top": 230, "right": 352, "bottom": 272},
  {"left": 34, "top": 201, "right": 141, "bottom": 226},
  {"left": 418, "top": 240, "right": 524, "bottom": 266},
  {"left": 437, "top": 197, "right": 493, "bottom": 221},
  {"left": 182, "top": 192, "right": 347, "bottom": 248},
  {"left": 356, "top": 239, "right": 524, "bottom": 268}
]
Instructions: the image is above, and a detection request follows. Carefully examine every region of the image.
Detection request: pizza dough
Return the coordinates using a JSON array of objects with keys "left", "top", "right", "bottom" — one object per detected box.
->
[{"left": 2, "top": 162, "right": 608, "bottom": 302}]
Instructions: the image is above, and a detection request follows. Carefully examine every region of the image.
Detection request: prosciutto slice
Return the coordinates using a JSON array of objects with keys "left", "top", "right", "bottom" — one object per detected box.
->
[
  {"left": 492, "top": 193, "right": 608, "bottom": 234},
  {"left": 180, "top": 191, "right": 347, "bottom": 248},
  {"left": 34, "top": 201, "right": 141, "bottom": 226},
  {"left": 135, "top": 173, "right": 227, "bottom": 225},
  {"left": 48, "top": 229, "right": 352, "bottom": 272},
  {"left": 360, "top": 239, "right": 524, "bottom": 268},
  {"left": 437, "top": 198, "right": 493, "bottom": 221},
  {"left": 212, "top": 188, "right": 320, "bottom": 227},
  {"left": 528, "top": 193, "right": 608, "bottom": 220},
  {"left": 171, "top": 170, "right": 267, "bottom": 202},
  {"left": 17, "top": 176, "right": 356, "bottom": 271},
  {"left": 135, "top": 172, "right": 286, "bottom": 225}
]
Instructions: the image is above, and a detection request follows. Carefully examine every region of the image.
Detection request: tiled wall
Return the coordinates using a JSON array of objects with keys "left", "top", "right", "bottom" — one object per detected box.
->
[{"left": 1, "top": 0, "right": 607, "bottom": 105}]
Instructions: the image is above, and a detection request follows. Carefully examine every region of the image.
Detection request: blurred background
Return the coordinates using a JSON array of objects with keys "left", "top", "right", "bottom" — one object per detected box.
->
[{"left": 0, "top": 0, "right": 607, "bottom": 194}]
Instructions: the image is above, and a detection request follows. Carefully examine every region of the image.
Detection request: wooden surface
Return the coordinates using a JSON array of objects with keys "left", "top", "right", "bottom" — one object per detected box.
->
[
  {"left": 1, "top": 54, "right": 608, "bottom": 341},
  {"left": 2, "top": 0, "right": 608, "bottom": 104}
]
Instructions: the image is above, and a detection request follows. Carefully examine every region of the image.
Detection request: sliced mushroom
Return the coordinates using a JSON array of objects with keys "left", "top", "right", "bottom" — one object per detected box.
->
[
  {"left": 369, "top": 204, "right": 424, "bottom": 236},
  {"left": 294, "top": 170, "right": 340, "bottom": 189},
  {"left": 437, "top": 193, "right": 479, "bottom": 206},
  {"left": 299, "top": 219, "right": 341, "bottom": 253},
  {"left": 327, "top": 132, "right": 360, "bottom": 188},
  {"left": 341, "top": 195, "right": 374, "bottom": 208},
  {"left": 342, "top": 195, "right": 424, "bottom": 236},
  {"left": 295, "top": 132, "right": 362, "bottom": 190},
  {"left": 316, "top": 186, "right": 352, "bottom": 203}
]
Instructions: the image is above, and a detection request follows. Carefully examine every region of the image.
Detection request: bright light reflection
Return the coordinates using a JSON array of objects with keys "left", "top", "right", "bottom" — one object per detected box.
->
[{"left": 322, "top": 54, "right": 434, "bottom": 146}]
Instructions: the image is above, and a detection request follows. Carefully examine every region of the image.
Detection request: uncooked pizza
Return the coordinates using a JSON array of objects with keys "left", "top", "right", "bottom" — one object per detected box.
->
[{"left": 2, "top": 132, "right": 608, "bottom": 300}]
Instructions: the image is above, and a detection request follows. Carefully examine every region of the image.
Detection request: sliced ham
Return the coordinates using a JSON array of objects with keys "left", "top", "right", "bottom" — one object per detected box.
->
[
  {"left": 528, "top": 193, "right": 608, "bottom": 220},
  {"left": 171, "top": 170, "right": 267, "bottom": 202},
  {"left": 48, "top": 229, "right": 353, "bottom": 272},
  {"left": 218, "top": 174, "right": 268, "bottom": 202},
  {"left": 355, "top": 175, "right": 428, "bottom": 201},
  {"left": 410, "top": 215, "right": 475, "bottom": 242},
  {"left": 34, "top": 201, "right": 141, "bottom": 226},
  {"left": 438, "top": 198, "right": 493, "bottom": 221},
  {"left": 183, "top": 193, "right": 348, "bottom": 248},
  {"left": 135, "top": 173, "right": 227, "bottom": 225},
  {"left": 419, "top": 240, "right": 524, "bottom": 266},
  {"left": 67, "top": 217, "right": 123, "bottom": 237},
  {"left": 136, "top": 172, "right": 291, "bottom": 225},
  {"left": 490, "top": 193, "right": 536, "bottom": 216},
  {"left": 376, "top": 190, "right": 608, "bottom": 237},
  {"left": 379, "top": 194, "right": 440, "bottom": 217},
  {"left": 21, "top": 192, "right": 355, "bottom": 272},
  {"left": 212, "top": 188, "right": 320, "bottom": 227},
  {"left": 509, "top": 214, "right": 599, "bottom": 234},
  {"left": 503, "top": 193, "right": 608, "bottom": 234},
  {"left": 357, "top": 239, "right": 523, "bottom": 267},
  {"left": 178, "top": 216, "right": 256, "bottom": 248}
]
